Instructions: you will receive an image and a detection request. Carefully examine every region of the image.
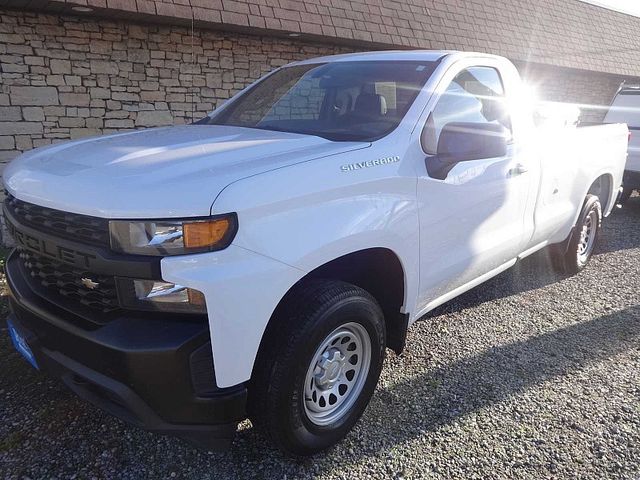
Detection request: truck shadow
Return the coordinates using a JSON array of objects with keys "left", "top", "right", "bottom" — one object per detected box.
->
[
  {"left": 314, "top": 304, "right": 640, "bottom": 469},
  {"left": 424, "top": 248, "right": 564, "bottom": 319}
]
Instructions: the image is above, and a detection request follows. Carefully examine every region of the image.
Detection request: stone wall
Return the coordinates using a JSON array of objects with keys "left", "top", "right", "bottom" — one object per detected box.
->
[{"left": 0, "top": 8, "right": 351, "bottom": 168}]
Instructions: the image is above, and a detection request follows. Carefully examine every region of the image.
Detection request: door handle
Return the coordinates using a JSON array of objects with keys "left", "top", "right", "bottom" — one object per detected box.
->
[{"left": 507, "top": 164, "right": 528, "bottom": 177}]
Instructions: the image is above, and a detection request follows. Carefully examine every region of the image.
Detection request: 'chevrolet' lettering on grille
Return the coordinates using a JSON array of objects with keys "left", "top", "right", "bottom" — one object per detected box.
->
[{"left": 6, "top": 218, "right": 97, "bottom": 268}]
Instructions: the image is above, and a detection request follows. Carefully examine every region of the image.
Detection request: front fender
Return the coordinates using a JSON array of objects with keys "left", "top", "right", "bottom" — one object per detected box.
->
[
  {"left": 213, "top": 155, "right": 420, "bottom": 317},
  {"left": 161, "top": 245, "right": 304, "bottom": 388}
]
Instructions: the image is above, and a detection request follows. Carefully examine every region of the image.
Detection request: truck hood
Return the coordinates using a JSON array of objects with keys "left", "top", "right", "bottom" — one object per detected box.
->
[{"left": 3, "top": 125, "right": 368, "bottom": 218}]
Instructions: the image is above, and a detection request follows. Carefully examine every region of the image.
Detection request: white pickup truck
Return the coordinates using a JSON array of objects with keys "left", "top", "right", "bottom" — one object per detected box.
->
[
  {"left": 3, "top": 51, "right": 628, "bottom": 455},
  {"left": 604, "top": 84, "right": 640, "bottom": 201}
]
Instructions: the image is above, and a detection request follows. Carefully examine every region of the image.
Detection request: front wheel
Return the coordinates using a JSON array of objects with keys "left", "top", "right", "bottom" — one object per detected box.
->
[
  {"left": 248, "top": 280, "right": 385, "bottom": 456},
  {"left": 551, "top": 194, "right": 602, "bottom": 275}
]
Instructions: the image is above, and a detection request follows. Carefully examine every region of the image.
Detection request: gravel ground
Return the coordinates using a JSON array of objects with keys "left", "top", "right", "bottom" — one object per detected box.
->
[{"left": 1, "top": 196, "right": 639, "bottom": 479}]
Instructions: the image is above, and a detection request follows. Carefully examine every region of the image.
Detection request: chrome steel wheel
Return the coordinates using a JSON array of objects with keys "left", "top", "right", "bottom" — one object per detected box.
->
[
  {"left": 577, "top": 210, "right": 597, "bottom": 263},
  {"left": 303, "top": 322, "right": 372, "bottom": 426}
]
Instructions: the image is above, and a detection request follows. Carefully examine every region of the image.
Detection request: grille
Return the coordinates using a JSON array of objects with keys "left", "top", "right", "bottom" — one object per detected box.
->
[
  {"left": 18, "top": 249, "right": 120, "bottom": 313},
  {"left": 5, "top": 194, "right": 110, "bottom": 247}
]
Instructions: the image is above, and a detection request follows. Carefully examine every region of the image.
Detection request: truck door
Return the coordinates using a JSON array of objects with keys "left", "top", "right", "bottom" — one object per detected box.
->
[{"left": 413, "top": 65, "right": 531, "bottom": 311}]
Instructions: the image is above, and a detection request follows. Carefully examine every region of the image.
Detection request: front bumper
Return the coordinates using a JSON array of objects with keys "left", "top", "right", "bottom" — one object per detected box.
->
[{"left": 5, "top": 250, "right": 247, "bottom": 450}]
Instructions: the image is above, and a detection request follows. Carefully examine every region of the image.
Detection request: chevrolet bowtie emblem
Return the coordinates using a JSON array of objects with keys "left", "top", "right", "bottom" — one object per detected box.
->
[{"left": 81, "top": 277, "right": 100, "bottom": 290}]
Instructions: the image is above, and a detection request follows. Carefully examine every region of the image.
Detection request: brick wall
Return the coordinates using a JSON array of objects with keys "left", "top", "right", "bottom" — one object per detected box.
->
[{"left": 0, "top": 8, "right": 352, "bottom": 167}]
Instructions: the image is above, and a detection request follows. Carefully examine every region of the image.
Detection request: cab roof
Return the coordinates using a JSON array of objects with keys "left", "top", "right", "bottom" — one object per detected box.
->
[
  {"left": 290, "top": 50, "right": 501, "bottom": 66},
  {"left": 291, "top": 50, "right": 450, "bottom": 66}
]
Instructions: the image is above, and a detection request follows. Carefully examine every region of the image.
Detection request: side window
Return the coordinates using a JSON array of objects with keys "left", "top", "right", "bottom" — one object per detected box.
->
[{"left": 422, "top": 66, "right": 512, "bottom": 155}]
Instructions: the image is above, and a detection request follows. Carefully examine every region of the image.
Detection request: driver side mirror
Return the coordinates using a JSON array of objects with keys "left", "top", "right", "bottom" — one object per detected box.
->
[{"left": 427, "top": 122, "right": 509, "bottom": 180}]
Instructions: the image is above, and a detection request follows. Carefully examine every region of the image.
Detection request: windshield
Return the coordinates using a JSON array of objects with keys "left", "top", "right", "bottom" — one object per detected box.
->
[
  {"left": 204, "top": 61, "right": 437, "bottom": 141},
  {"left": 604, "top": 91, "right": 640, "bottom": 128}
]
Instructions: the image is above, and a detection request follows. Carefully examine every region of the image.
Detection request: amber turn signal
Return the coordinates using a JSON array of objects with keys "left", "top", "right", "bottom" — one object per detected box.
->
[
  {"left": 183, "top": 218, "right": 232, "bottom": 249},
  {"left": 187, "top": 288, "right": 207, "bottom": 308}
]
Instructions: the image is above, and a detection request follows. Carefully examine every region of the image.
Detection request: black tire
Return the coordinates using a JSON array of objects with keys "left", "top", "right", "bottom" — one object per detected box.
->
[
  {"left": 248, "top": 279, "right": 385, "bottom": 456},
  {"left": 551, "top": 194, "right": 602, "bottom": 275}
]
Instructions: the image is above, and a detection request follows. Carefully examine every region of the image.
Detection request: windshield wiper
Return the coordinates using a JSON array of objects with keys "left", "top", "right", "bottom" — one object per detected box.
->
[
  {"left": 255, "top": 124, "right": 367, "bottom": 142},
  {"left": 315, "top": 132, "right": 369, "bottom": 142},
  {"left": 203, "top": 121, "right": 368, "bottom": 142}
]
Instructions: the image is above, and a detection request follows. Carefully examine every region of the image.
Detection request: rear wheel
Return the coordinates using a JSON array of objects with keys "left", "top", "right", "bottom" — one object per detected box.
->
[
  {"left": 551, "top": 194, "right": 601, "bottom": 275},
  {"left": 248, "top": 280, "right": 385, "bottom": 456}
]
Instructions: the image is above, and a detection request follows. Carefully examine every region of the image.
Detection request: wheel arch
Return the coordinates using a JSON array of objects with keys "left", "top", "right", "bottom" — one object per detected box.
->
[
  {"left": 587, "top": 173, "right": 614, "bottom": 215},
  {"left": 250, "top": 247, "right": 409, "bottom": 382}
]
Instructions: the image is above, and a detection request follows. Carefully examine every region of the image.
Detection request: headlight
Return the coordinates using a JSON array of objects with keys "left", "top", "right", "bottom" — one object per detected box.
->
[
  {"left": 109, "top": 214, "right": 237, "bottom": 256},
  {"left": 116, "top": 278, "right": 207, "bottom": 314}
]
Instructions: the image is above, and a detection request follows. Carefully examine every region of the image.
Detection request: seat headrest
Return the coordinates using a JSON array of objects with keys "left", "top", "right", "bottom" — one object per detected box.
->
[{"left": 354, "top": 93, "right": 388, "bottom": 117}]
